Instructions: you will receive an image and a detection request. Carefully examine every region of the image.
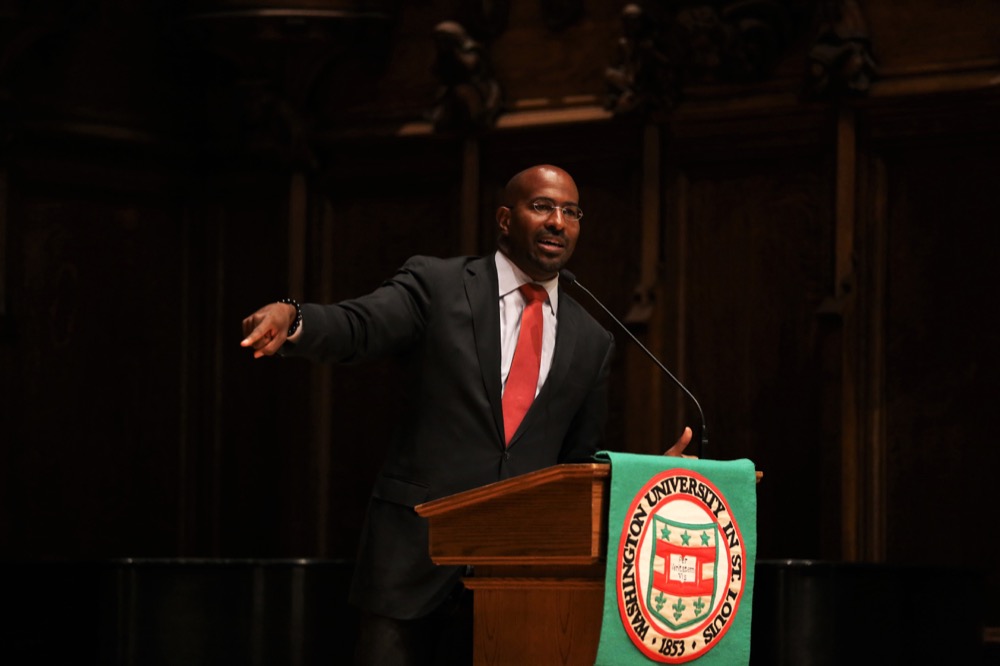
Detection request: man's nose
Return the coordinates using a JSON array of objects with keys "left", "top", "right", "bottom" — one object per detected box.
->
[{"left": 546, "top": 209, "right": 566, "bottom": 229}]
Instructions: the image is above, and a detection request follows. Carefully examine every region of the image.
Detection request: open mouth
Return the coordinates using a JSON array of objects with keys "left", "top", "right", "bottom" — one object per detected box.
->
[{"left": 537, "top": 236, "right": 565, "bottom": 253}]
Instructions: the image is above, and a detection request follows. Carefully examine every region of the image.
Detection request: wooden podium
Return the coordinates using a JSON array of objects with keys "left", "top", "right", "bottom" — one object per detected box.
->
[{"left": 415, "top": 463, "right": 610, "bottom": 666}]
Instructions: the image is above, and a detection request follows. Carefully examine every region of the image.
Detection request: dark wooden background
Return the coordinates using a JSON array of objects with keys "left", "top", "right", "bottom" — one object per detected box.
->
[{"left": 2, "top": 0, "right": 998, "bottom": 639}]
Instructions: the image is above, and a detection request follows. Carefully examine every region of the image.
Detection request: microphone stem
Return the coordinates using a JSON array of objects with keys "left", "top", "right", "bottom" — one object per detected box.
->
[{"left": 570, "top": 278, "right": 708, "bottom": 458}]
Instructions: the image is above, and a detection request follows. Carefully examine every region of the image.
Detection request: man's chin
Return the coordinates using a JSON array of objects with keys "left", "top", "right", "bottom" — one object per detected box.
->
[{"left": 529, "top": 257, "right": 568, "bottom": 280}]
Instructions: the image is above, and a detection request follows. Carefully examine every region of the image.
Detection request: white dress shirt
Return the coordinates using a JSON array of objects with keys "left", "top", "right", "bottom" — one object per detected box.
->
[{"left": 495, "top": 250, "right": 559, "bottom": 398}]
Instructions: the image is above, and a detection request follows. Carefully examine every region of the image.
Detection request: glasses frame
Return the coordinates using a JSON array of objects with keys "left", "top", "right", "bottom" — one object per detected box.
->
[{"left": 528, "top": 198, "right": 583, "bottom": 222}]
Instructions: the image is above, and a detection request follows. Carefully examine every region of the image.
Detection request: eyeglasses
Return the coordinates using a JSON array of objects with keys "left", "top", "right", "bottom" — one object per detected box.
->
[{"left": 529, "top": 199, "right": 583, "bottom": 222}]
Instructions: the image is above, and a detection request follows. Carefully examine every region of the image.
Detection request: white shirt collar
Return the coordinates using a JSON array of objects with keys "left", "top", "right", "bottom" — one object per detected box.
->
[{"left": 495, "top": 250, "right": 559, "bottom": 314}]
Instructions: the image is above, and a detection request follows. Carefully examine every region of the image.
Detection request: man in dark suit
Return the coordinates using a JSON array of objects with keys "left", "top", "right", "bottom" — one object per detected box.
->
[{"left": 241, "top": 164, "right": 692, "bottom": 665}]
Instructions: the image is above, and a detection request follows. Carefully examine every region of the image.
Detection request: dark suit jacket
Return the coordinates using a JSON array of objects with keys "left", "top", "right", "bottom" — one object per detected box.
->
[{"left": 285, "top": 254, "right": 615, "bottom": 619}]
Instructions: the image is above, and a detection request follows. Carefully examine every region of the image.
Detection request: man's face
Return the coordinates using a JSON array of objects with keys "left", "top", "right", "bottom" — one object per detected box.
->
[{"left": 497, "top": 167, "right": 581, "bottom": 281}]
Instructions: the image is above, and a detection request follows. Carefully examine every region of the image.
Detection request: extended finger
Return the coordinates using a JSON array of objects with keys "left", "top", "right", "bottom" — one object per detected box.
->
[
  {"left": 241, "top": 318, "right": 274, "bottom": 347},
  {"left": 663, "top": 427, "right": 693, "bottom": 457}
]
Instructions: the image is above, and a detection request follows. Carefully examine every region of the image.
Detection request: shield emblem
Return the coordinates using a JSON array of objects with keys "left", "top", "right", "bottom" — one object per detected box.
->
[{"left": 645, "top": 515, "right": 720, "bottom": 630}]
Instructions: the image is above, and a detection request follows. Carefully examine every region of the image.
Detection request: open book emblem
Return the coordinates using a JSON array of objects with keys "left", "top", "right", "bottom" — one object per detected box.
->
[{"left": 647, "top": 516, "right": 720, "bottom": 630}]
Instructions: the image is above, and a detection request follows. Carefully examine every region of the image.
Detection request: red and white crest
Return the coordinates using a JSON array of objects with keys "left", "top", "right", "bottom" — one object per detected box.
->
[{"left": 613, "top": 469, "right": 748, "bottom": 663}]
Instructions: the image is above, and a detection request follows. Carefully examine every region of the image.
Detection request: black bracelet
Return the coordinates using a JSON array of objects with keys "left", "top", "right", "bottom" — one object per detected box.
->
[{"left": 279, "top": 297, "right": 302, "bottom": 337}]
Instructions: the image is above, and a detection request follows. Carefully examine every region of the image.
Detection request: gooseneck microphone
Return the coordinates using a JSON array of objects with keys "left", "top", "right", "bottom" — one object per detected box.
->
[{"left": 560, "top": 269, "right": 708, "bottom": 459}]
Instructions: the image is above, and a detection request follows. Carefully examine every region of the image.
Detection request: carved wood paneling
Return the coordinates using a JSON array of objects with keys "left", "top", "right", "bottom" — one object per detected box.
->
[{"left": 605, "top": 0, "right": 811, "bottom": 116}]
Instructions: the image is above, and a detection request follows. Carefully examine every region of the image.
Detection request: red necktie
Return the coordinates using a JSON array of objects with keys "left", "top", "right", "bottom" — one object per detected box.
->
[{"left": 503, "top": 283, "right": 547, "bottom": 445}]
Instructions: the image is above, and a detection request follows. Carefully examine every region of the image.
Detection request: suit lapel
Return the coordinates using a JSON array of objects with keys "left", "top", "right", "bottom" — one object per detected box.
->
[
  {"left": 464, "top": 257, "right": 505, "bottom": 443},
  {"left": 538, "top": 288, "right": 579, "bottom": 403}
]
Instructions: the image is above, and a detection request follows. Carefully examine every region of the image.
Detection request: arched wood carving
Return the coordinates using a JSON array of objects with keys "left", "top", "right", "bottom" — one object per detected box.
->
[
  {"left": 804, "top": 0, "right": 877, "bottom": 98},
  {"left": 426, "top": 20, "right": 504, "bottom": 134},
  {"left": 605, "top": 0, "right": 800, "bottom": 115},
  {"left": 604, "top": 0, "right": 877, "bottom": 116}
]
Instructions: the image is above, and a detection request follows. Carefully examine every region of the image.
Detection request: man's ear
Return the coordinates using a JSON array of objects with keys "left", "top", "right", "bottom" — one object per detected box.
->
[{"left": 496, "top": 205, "right": 510, "bottom": 235}]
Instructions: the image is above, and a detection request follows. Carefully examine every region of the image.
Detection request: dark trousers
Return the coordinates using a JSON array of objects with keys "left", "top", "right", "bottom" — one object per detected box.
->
[{"left": 353, "top": 585, "right": 473, "bottom": 666}]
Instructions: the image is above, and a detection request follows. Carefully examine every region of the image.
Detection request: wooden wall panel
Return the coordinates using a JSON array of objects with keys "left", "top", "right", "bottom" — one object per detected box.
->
[
  {"left": 211, "top": 174, "right": 308, "bottom": 557},
  {"left": 2, "top": 178, "right": 186, "bottom": 558},
  {"left": 878, "top": 139, "right": 1000, "bottom": 625},
  {"left": 663, "top": 145, "right": 839, "bottom": 561},
  {"left": 865, "top": 1, "right": 1000, "bottom": 75},
  {"left": 290, "top": 141, "right": 467, "bottom": 556}
]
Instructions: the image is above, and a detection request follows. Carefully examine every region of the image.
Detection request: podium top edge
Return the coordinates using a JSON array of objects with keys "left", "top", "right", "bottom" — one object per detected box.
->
[
  {"left": 415, "top": 462, "right": 762, "bottom": 518},
  {"left": 415, "top": 463, "right": 608, "bottom": 517}
]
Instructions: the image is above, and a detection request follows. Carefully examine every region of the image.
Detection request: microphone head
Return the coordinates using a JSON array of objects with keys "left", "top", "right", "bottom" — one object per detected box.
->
[{"left": 559, "top": 269, "right": 577, "bottom": 285}]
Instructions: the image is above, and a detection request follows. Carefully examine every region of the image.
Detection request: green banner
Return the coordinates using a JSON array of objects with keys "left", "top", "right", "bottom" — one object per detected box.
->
[{"left": 594, "top": 452, "right": 757, "bottom": 665}]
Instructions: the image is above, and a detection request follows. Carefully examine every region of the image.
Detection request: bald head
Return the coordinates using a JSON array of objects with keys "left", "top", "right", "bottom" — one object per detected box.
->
[{"left": 502, "top": 165, "right": 577, "bottom": 207}]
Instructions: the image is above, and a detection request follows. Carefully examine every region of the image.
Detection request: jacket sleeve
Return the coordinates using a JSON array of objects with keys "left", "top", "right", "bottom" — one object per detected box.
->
[{"left": 281, "top": 256, "right": 435, "bottom": 364}]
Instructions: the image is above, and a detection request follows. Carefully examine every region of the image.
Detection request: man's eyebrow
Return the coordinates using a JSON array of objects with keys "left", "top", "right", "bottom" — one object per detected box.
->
[{"left": 531, "top": 196, "right": 577, "bottom": 204}]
